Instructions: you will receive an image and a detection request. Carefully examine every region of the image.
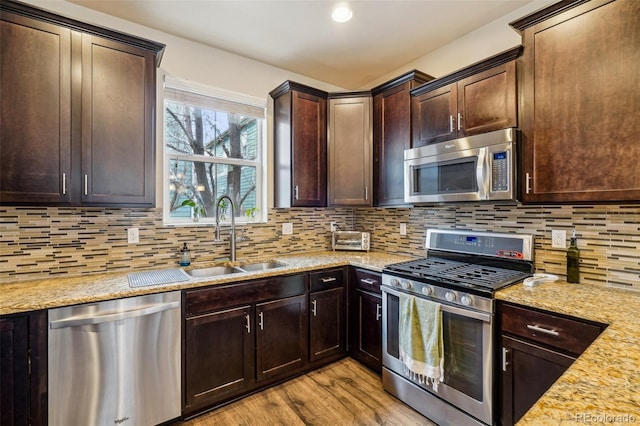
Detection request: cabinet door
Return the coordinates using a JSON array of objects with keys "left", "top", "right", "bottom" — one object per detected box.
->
[
  {"left": 327, "top": 96, "right": 372, "bottom": 206},
  {"left": 0, "top": 316, "right": 29, "bottom": 426},
  {"left": 411, "top": 83, "right": 457, "bottom": 147},
  {"left": 500, "top": 335, "right": 574, "bottom": 426},
  {"left": 81, "top": 34, "right": 156, "bottom": 206},
  {"left": 291, "top": 91, "right": 327, "bottom": 207},
  {"left": 373, "top": 82, "right": 412, "bottom": 206},
  {"left": 184, "top": 305, "right": 254, "bottom": 414},
  {"left": 309, "top": 287, "right": 345, "bottom": 362},
  {"left": 352, "top": 290, "right": 382, "bottom": 373},
  {"left": 519, "top": 0, "right": 640, "bottom": 203},
  {"left": 0, "top": 13, "right": 71, "bottom": 204},
  {"left": 457, "top": 61, "right": 516, "bottom": 138},
  {"left": 256, "top": 294, "right": 308, "bottom": 381}
]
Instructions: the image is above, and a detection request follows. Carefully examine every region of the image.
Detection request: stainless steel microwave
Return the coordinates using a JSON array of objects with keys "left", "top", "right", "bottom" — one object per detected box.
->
[{"left": 404, "top": 128, "right": 517, "bottom": 204}]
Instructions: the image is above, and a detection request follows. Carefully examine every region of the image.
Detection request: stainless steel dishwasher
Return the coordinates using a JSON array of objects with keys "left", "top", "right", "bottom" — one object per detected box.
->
[{"left": 48, "top": 291, "right": 181, "bottom": 426}]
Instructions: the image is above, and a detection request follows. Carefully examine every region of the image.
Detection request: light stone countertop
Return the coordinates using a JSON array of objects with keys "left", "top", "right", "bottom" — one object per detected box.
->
[
  {"left": 0, "top": 250, "right": 411, "bottom": 315},
  {"left": 496, "top": 281, "right": 640, "bottom": 425}
]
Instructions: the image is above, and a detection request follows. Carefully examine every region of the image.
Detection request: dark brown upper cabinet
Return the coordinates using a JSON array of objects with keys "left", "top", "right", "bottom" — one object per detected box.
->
[
  {"left": 371, "top": 70, "right": 433, "bottom": 206},
  {"left": 511, "top": 0, "right": 640, "bottom": 203},
  {"left": 270, "top": 81, "right": 328, "bottom": 208},
  {"left": 0, "top": 0, "right": 164, "bottom": 207},
  {"left": 411, "top": 46, "right": 520, "bottom": 147}
]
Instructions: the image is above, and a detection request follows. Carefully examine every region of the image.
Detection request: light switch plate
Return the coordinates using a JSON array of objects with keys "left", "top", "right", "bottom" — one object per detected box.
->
[
  {"left": 551, "top": 230, "right": 566, "bottom": 249},
  {"left": 282, "top": 223, "right": 293, "bottom": 235}
]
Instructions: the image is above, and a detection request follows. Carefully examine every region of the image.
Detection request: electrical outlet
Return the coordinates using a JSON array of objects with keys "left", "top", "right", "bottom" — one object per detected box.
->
[
  {"left": 282, "top": 223, "right": 293, "bottom": 235},
  {"left": 127, "top": 227, "right": 139, "bottom": 244},
  {"left": 399, "top": 223, "right": 407, "bottom": 236},
  {"left": 330, "top": 222, "right": 338, "bottom": 232},
  {"left": 551, "top": 230, "right": 566, "bottom": 249}
]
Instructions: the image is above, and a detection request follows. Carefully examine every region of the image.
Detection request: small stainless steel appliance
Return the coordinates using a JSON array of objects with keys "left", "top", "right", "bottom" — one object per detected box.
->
[
  {"left": 381, "top": 229, "right": 533, "bottom": 426},
  {"left": 332, "top": 230, "right": 370, "bottom": 251},
  {"left": 404, "top": 128, "right": 518, "bottom": 204},
  {"left": 48, "top": 291, "right": 181, "bottom": 426}
]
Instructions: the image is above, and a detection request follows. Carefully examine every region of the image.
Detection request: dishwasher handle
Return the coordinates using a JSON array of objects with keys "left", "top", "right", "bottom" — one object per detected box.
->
[{"left": 50, "top": 301, "right": 180, "bottom": 329}]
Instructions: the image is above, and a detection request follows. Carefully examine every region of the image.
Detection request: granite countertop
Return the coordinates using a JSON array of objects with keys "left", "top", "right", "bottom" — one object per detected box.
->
[
  {"left": 0, "top": 251, "right": 411, "bottom": 315},
  {"left": 496, "top": 281, "right": 640, "bottom": 424}
]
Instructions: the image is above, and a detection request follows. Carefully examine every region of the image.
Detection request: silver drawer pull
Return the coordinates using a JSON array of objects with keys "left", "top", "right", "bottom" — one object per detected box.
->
[
  {"left": 376, "top": 304, "right": 381, "bottom": 321},
  {"left": 527, "top": 324, "right": 559, "bottom": 336},
  {"left": 321, "top": 277, "right": 337, "bottom": 283},
  {"left": 360, "top": 278, "right": 377, "bottom": 285}
]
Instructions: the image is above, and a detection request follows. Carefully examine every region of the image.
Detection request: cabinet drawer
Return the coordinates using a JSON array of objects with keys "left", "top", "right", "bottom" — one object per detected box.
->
[
  {"left": 185, "top": 274, "right": 307, "bottom": 316},
  {"left": 309, "top": 268, "right": 344, "bottom": 292},
  {"left": 500, "top": 303, "right": 603, "bottom": 356},
  {"left": 352, "top": 268, "right": 381, "bottom": 294}
]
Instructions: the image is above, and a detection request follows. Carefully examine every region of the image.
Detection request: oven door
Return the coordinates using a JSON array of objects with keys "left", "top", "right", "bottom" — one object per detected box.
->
[{"left": 382, "top": 285, "right": 494, "bottom": 425}]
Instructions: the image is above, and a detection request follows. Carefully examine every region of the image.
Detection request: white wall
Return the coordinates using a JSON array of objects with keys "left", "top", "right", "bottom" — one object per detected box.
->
[{"left": 365, "top": 0, "right": 556, "bottom": 87}]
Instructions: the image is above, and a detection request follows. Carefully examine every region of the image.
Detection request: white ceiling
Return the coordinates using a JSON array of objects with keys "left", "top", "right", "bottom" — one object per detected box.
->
[{"left": 68, "top": 0, "right": 534, "bottom": 89}]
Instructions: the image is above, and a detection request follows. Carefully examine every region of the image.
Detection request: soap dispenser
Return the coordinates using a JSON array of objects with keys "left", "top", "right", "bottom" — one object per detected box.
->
[
  {"left": 566, "top": 231, "right": 580, "bottom": 283},
  {"left": 179, "top": 243, "right": 191, "bottom": 267}
]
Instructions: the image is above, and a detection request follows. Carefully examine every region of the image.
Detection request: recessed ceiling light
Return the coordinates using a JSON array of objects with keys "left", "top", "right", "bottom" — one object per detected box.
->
[{"left": 332, "top": 5, "right": 353, "bottom": 23}]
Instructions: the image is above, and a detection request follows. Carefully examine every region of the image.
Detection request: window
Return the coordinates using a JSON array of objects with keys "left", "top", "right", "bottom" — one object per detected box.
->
[{"left": 163, "top": 77, "right": 266, "bottom": 224}]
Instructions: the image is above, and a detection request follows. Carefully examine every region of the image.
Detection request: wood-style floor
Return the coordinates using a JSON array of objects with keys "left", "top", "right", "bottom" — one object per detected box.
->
[{"left": 179, "top": 358, "right": 435, "bottom": 426}]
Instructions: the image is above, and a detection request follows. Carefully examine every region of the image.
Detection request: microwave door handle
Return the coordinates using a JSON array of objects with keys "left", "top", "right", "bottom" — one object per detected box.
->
[{"left": 476, "top": 147, "right": 489, "bottom": 200}]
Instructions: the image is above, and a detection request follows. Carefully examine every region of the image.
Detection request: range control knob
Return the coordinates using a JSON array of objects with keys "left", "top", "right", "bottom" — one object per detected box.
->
[
  {"left": 445, "top": 291, "right": 457, "bottom": 302},
  {"left": 401, "top": 281, "right": 413, "bottom": 290},
  {"left": 390, "top": 278, "right": 400, "bottom": 287},
  {"left": 460, "top": 294, "right": 473, "bottom": 306},
  {"left": 421, "top": 285, "right": 434, "bottom": 296}
]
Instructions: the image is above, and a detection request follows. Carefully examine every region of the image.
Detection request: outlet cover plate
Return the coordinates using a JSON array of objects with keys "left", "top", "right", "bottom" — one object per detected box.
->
[
  {"left": 127, "top": 227, "right": 139, "bottom": 244},
  {"left": 282, "top": 223, "right": 293, "bottom": 235},
  {"left": 399, "top": 223, "right": 407, "bottom": 236},
  {"left": 551, "top": 230, "right": 566, "bottom": 249}
]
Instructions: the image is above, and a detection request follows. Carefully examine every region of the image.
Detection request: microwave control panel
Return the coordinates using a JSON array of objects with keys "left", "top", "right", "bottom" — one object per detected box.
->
[{"left": 491, "top": 151, "right": 509, "bottom": 192}]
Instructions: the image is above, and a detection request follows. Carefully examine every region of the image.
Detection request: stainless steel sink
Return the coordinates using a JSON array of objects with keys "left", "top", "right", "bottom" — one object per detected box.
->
[
  {"left": 186, "top": 266, "right": 244, "bottom": 277},
  {"left": 238, "top": 261, "right": 286, "bottom": 272}
]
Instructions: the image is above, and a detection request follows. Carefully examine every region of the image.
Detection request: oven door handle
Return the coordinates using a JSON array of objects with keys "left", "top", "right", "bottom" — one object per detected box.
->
[{"left": 381, "top": 286, "right": 492, "bottom": 323}]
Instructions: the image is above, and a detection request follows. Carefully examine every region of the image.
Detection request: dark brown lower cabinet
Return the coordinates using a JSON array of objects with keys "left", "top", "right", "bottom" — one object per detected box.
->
[
  {"left": 349, "top": 267, "right": 383, "bottom": 373},
  {"left": 309, "top": 287, "right": 345, "bottom": 362},
  {"left": 256, "top": 294, "right": 308, "bottom": 380},
  {"left": 0, "top": 311, "right": 47, "bottom": 426},
  {"left": 184, "top": 305, "right": 255, "bottom": 413},
  {"left": 500, "top": 335, "right": 574, "bottom": 425},
  {"left": 499, "top": 302, "right": 605, "bottom": 425}
]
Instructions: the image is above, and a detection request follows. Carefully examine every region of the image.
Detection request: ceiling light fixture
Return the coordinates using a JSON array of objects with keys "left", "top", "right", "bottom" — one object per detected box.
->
[{"left": 332, "top": 4, "right": 353, "bottom": 23}]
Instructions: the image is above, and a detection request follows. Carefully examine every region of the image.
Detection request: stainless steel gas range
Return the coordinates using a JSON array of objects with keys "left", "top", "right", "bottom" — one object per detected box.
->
[{"left": 381, "top": 229, "right": 534, "bottom": 426}]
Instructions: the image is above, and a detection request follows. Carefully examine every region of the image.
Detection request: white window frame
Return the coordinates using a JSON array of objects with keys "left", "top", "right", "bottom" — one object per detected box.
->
[{"left": 162, "top": 76, "right": 267, "bottom": 226}]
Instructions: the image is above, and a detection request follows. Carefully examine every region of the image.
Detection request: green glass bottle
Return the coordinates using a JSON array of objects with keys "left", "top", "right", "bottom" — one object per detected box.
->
[{"left": 566, "top": 231, "right": 580, "bottom": 283}]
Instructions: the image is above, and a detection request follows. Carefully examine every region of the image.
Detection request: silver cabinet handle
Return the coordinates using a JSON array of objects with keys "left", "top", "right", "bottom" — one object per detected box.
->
[
  {"left": 360, "top": 278, "right": 377, "bottom": 286},
  {"left": 62, "top": 173, "right": 67, "bottom": 195},
  {"left": 376, "top": 304, "right": 381, "bottom": 321},
  {"left": 258, "top": 312, "right": 264, "bottom": 330},
  {"left": 312, "top": 300, "right": 317, "bottom": 316},
  {"left": 449, "top": 115, "right": 454, "bottom": 133},
  {"left": 365, "top": 186, "right": 368, "bottom": 201},
  {"left": 49, "top": 301, "right": 179, "bottom": 329},
  {"left": 525, "top": 172, "right": 532, "bottom": 194},
  {"left": 502, "top": 347, "right": 509, "bottom": 372},
  {"left": 84, "top": 174, "right": 88, "bottom": 196},
  {"left": 457, "top": 112, "right": 462, "bottom": 131},
  {"left": 321, "top": 277, "right": 337, "bottom": 283},
  {"left": 294, "top": 185, "right": 299, "bottom": 200},
  {"left": 527, "top": 324, "right": 559, "bottom": 336},
  {"left": 245, "top": 314, "right": 251, "bottom": 334}
]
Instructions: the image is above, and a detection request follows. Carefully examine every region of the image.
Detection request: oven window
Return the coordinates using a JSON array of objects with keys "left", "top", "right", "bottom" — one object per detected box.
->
[
  {"left": 413, "top": 158, "right": 478, "bottom": 195},
  {"left": 443, "top": 312, "right": 484, "bottom": 401}
]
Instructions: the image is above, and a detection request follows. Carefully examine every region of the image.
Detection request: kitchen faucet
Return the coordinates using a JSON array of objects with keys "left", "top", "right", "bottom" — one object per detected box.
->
[{"left": 214, "top": 195, "right": 236, "bottom": 262}]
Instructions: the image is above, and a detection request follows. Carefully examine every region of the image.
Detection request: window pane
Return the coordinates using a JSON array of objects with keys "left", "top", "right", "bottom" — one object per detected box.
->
[
  {"left": 165, "top": 101, "right": 259, "bottom": 160},
  {"left": 167, "top": 159, "right": 256, "bottom": 220}
]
